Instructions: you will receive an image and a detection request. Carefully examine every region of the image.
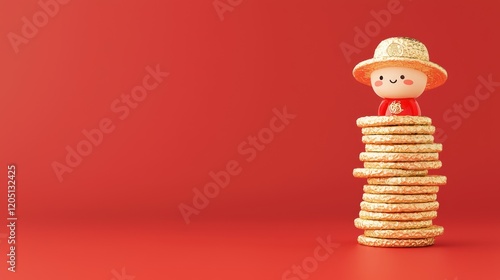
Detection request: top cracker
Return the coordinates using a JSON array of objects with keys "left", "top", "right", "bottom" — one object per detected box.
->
[{"left": 357, "top": 116, "right": 432, "bottom": 128}]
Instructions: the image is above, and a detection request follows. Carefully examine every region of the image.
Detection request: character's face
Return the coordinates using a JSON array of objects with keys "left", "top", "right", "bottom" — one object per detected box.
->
[{"left": 370, "top": 67, "right": 428, "bottom": 99}]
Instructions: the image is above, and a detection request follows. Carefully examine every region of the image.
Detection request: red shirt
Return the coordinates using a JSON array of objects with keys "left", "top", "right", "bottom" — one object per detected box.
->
[{"left": 378, "top": 98, "right": 421, "bottom": 116}]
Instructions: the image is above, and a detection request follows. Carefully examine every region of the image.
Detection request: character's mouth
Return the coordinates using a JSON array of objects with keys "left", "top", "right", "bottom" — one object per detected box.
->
[{"left": 390, "top": 79, "right": 397, "bottom": 84}]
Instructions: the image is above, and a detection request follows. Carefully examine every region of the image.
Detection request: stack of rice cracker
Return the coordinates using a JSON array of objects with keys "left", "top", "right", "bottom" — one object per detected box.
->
[{"left": 353, "top": 116, "right": 446, "bottom": 247}]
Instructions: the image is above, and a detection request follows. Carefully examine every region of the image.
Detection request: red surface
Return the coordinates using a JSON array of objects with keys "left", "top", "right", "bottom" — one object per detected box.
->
[{"left": 0, "top": 0, "right": 499, "bottom": 279}]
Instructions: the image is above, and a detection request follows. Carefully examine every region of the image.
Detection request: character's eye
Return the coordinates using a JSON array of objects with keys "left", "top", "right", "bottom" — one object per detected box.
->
[
  {"left": 400, "top": 75, "right": 405, "bottom": 79},
  {"left": 379, "top": 76, "right": 383, "bottom": 80}
]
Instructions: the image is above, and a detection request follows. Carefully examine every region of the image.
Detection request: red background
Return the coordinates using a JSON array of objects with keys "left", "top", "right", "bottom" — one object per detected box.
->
[{"left": 1, "top": 0, "right": 499, "bottom": 279}]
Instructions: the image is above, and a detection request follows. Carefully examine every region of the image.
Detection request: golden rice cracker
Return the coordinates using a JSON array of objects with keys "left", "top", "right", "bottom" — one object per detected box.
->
[
  {"left": 360, "top": 201, "right": 439, "bottom": 213},
  {"left": 362, "top": 193, "right": 437, "bottom": 203},
  {"left": 357, "top": 235, "right": 435, "bottom": 247},
  {"left": 360, "top": 152, "right": 439, "bottom": 162},
  {"left": 362, "top": 125, "right": 435, "bottom": 135},
  {"left": 354, "top": 218, "right": 432, "bottom": 230},
  {"left": 363, "top": 185, "right": 440, "bottom": 194},
  {"left": 364, "top": 161, "right": 442, "bottom": 170},
  {"left": 364, "top": 225, "right": 444, "bottom": 239},
  {"left": 357, "top": 116, "right": 432, "bottom": 127},
  {"left": 367, "top": 175, "right": 447, "bottom": 186},
  {"left": 353, "top": 168, "right": 428, "bottom": 178},
  {"left": 359, "top": 210, "right": 437, "bottom": 221},
  {"left": 362, "top": 134, "right": 434, "bottom": 144},
  {"left": 365, "top": 143, "right": 442, "bottom": 153}
]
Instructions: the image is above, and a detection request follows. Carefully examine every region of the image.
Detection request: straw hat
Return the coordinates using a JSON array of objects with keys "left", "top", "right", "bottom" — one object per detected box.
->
[{"left": 353, "top": 37, "right": 447, "bottom": 90}]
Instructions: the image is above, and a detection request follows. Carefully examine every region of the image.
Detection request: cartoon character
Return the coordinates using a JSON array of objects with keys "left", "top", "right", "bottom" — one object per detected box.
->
[{"left": 352, "top": 37, "right": 447, "bottom": 116}]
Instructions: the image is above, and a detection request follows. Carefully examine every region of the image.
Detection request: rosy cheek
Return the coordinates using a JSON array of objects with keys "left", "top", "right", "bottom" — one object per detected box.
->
[
  {"left": 403, "top": 80, "right": 414, "bottom": 85},
  {"left": 374, "top": 81, "right": 383, "bottom": 87}
]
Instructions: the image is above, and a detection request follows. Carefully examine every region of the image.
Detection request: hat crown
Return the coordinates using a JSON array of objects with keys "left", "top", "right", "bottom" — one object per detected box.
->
[{"left": 374, "top": 37, "right": 430, "bottom": 62}]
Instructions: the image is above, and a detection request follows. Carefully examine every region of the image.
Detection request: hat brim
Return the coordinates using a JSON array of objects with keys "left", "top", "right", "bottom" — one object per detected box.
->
[{"left": 353, "top": 57, "right": 448, "bottom": 90}]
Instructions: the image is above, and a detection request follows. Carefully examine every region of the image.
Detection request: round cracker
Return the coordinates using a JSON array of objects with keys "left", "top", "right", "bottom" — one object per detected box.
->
[
  {"left": 362, "top": 193, "right": 437, "bottom": 203},
  {"left": 354, "top": 218, "right": 432, "bottom": 230},
  {"left": 353, "top": 168, "right": 428, "bottom": 178},
  {"left": 359, "top": 210, "right": 437, "bottom": 221},
  {"left": 357, "top": 235, "right": 435, "bottom": 247},
  {"left": 363, "top": 185, "right": 440, "bottom": 194},
  {"left": 360, "top": 152, "right": 439, "bottom": 162},
  {"left": 365, "top": 144, "right": 442, "bottom": 153},
  {"left": 364, "top": 161, "right": 442, "bottom": 170},
  {"left": 362, "top": 125, "right": 435, "bottom": 135},
  {"left": 364, "top": 225, "right": 444, "bottom": 239},
  {"left": 362, "top": 135, "right": 434, "bottom": 144},
  {"left": 360, "top": 201, "right": 439, "bottom": 213},
  {"left": 368, "top": 175, "right": 447, "bottom": 186},
  {"left": 356, "top": 116, "right": 432, "bottom": 128}
]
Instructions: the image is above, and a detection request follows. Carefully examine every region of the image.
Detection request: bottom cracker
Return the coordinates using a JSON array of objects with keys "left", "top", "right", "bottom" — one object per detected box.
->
[{"left": 357, "top": 235, "right": 435, "bottom": 247}]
